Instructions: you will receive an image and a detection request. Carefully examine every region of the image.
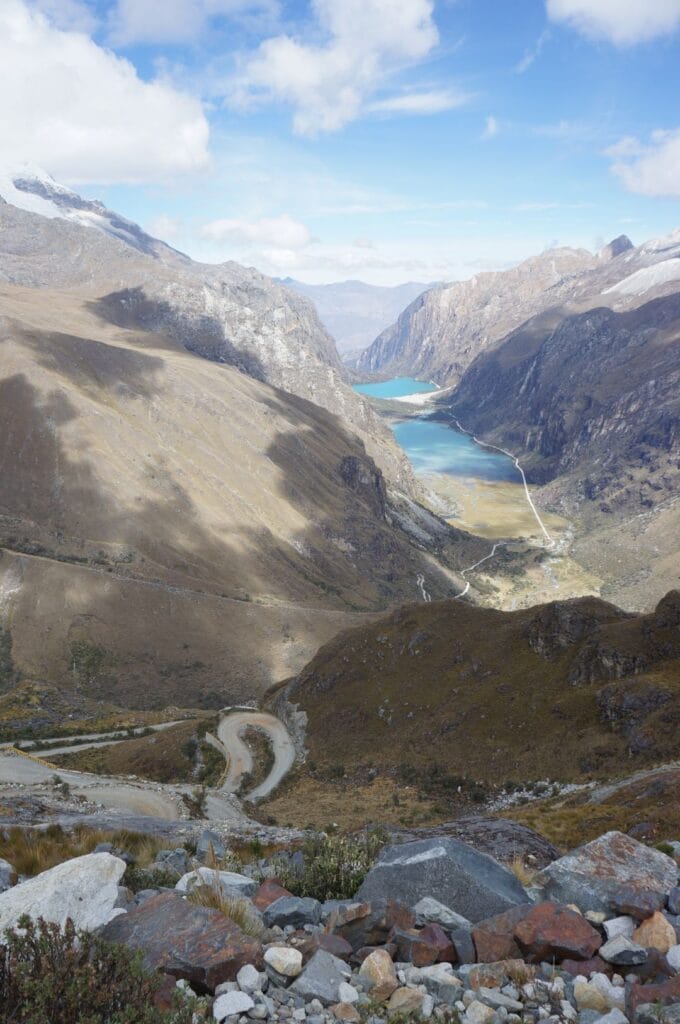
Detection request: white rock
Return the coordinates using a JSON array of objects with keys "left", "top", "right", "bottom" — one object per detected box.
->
[
  {"left": 465, "top": 999, "right": 497, "bottom": 1024},
  {"left": 596, "top": 1011, "right": 629, "bottom": 1024},
  {"left": 413, "top": 896, "right": 472, "bottom": 931},
  {"left": 237, "top": 964, "right": 263, "bottom": 993},
  {"left": 667, "top": 944, "right": 680, "bottom": 972},
  {"left": 176, "top": 868, "right": 256, "bottom": 897},
  {"left": 264, "top": 945, "right": 303, "bottom": 977},
  {"left": 590, "top": 973, "right": 626, "bottom": 1011},
  {"left": 338, "top": 982, "right": 359, "bottom": 1004},
  {"left": 422, "top": 993, "right": 435, "bottom": 1019},
  {"left": 603, "top": 916, "right": 636, "bottom": 942},
  {"left": 0, "top": 853, "right": 126, "bottom": 933},
  {"left": 213, "top": 991, "right": 255, "bottom": 1021}
]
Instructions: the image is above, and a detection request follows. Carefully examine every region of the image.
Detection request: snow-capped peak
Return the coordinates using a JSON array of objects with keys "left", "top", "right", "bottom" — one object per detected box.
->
[
  {"left": 0, "top": 161, "right": 80, "bottom": 219},
  {"left": 0, "top": 161, "right": 186, "bottom": 262}
]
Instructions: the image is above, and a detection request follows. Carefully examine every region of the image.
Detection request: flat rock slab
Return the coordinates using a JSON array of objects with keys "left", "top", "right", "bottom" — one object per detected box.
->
[
  {"left": 101, "top": 892, "right": 262, "bottom": 992},
  {"left": 356, "top": 838, "right": 528, "bottom": 923},
  {"left": 538, "top": 832, "right": 678, "bottom": 918},
  {"left": 0, "top": 852, "right": 125, "bottom": 933},
  {"left": 175, "top": 867, "right": 257, "bottom": 898}
]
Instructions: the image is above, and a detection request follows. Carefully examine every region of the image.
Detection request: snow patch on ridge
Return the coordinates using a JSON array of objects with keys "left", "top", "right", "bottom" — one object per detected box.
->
[{"left": 603, "top": 258, "right": 680, "bottom": 297}]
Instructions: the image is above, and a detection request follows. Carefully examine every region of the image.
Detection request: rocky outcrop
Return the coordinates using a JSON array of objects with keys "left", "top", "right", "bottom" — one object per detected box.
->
[
  {"left": 537, "top": 832, "right": 679, "bottom": 918},
  {"left": 357, "top": 246, "right": 597, "bottom": 384}
]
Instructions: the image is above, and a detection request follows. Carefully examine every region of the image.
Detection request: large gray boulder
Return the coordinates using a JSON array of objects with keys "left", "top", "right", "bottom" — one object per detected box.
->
[
  {"left": 0, "top": 853, "right": 126, "bottom": 932},
  {"left": 538, "top": 832, "right": 679, "bottom": 918},
  {"left": 355, "top": 838, "right": 528, "bottom": 923}
]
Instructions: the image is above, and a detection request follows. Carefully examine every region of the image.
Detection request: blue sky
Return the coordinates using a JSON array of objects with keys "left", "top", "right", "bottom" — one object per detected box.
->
[{"left": 2, "top": 0, "right": 680, "bottom": 283}]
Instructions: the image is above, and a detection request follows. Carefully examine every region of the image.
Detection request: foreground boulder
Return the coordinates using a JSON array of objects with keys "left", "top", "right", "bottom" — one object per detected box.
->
[
  {"left": 514, "top": 903, "right": 603, "bottom": 961},
  {"left": 0, "top": 852, "right": 126, "bottom": 932},
  {"left": 356, "top": 838, "right": 528, "bottom": 923},
  {"left": 101, "top": 892, "right": 262, "bottom": 992},
  {"left": 538, "top": 832, "right": 678, "bottom": 917}
]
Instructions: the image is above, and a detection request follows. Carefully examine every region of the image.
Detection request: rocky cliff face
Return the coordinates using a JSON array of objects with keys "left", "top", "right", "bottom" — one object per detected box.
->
[
  {"left": 356, "top": 247, "right": 597, "bottom": 384},
  {"left": 0, "top": 169, "right": 412, "bottom": 492}
]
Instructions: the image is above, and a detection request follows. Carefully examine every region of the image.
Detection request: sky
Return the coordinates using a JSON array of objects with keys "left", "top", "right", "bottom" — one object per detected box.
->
[{"left": 1, "top": 0, "right": 680, "bottom": 284}]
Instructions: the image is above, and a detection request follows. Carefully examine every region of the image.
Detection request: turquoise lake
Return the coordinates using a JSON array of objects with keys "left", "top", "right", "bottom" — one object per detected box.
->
[
  {"left": 353, "top": 378, "right": 519, "bottom": 483},
  {"left": 352, "top": 377, "right": 437, "bottom": 399}
]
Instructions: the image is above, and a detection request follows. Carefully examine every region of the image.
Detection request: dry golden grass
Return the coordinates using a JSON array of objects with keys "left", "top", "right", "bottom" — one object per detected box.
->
[
  {"left": 0, "top": 825, "right": 167, "bottom": 877},
  {"left": 259, "top": 772, "right": 443, "bottom": 831},
  {"left": 507, "top": 854, "right": 539, "bottom": 887},
  {"left": 187, "top": 881, "right": 264, "bottom": 937},
  {"left": 509, "top": 767, "right": 680, "bottom": 850}
]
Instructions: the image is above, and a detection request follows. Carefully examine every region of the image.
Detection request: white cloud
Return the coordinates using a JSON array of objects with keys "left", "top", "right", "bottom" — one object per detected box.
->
[
  {"left": 146, "top": 214, "right": 184, "bottom": 240},
  {"left": 514, "top": 29, "right": 550, "bottom": 72},
  {"left": 481, "top": 115, "right": 499, "bottom": 139},
  {"left": 200, "top": 214, "right": 313, "bottom": 249},
  {"left": 367, "top": 89, "right": 469, "bottom": 116},
  {"left": 606, "top": 129, "right": 680, "bottom": 197},
  {"left": 108, "top": 0, "right": 277, "bottom": 46},
  {"left": 0, "top": 0, "right": 210, "bottom": 184},
  {"left": 28, "top": 0, "right": 97, "bottom": 32},
  {"left": 228, "top": 0, "right": 442, "bottom": 135},
  {"left": 546, "top": 0, "right": 680, "bottom": 46}
]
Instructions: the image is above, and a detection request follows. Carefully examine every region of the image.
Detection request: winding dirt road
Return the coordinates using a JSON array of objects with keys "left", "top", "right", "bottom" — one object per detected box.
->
[{"left": 215, "top": 710, "right": 296, "bottom": 803}]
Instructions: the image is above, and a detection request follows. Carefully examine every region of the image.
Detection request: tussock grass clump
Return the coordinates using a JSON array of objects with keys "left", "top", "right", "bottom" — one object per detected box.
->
[
  {"left": 187, "top": 882, "right": 264, "bottom": 937},
  {"left": 0, "top": 825, "right": 166, "bottom": 878},
  {"left": 507, "top": 854, "right": 538, "bottom": 888},
  {"left": 274, "top": 828, "right": 387, "bottom": 902},
  {"left": 0, "top": 915, "right": 195, "bottom": 1023}
]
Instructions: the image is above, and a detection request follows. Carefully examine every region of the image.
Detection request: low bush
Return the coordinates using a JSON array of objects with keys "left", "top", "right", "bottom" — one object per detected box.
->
[
  {"left": 0, "top": 915, "right": 194, "bottom": 1023},
  {"left": 273, "top": 828, "right": 387, "bottom": 902}
]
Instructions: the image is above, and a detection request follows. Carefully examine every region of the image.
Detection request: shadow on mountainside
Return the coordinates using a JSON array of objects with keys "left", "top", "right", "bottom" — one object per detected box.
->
[
  {"left": 0, "top": 315, "right": 473, "bottom": 708},
  {"left": 87, "top": 287, "right": 270, "bottom": 383}
]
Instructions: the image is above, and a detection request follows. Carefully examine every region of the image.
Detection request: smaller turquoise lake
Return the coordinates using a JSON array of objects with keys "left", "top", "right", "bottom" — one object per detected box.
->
[
  {"left": 353, "top": 377, "right": 437, "bottom": 399},
  {"left": 353, "top": 378, "right": 519, "bottom": 483}
]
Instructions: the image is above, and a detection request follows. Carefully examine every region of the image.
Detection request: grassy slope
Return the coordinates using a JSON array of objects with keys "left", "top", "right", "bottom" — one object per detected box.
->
[{"left": 261, "top": 593, "right": 680, "bottom": 830}]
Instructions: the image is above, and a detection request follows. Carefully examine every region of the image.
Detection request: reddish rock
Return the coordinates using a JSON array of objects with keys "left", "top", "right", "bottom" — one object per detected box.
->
[
  {"left": 252, "top": 878, "right": 292, "bottom": 911},
  {"left": 472, "top": 905, "right": 533, "bottom": 963},
  {"left": 629, "top": 974, "right": 680, "bottom": 1019},
  {"left": 468, "top": 960, "right": 536, "bottom": 990},
  {"left": 101, "top": 893, "right": 263, "bottom": 993},
  {"left": 389, "top": 926, "right": 439, "bottom": 967},
  {"left": 299, "top": 932, "right": 354, "bottom": 963},
  {"left": 336, "top": 899, "right": 415, "bottom": 951},
  {"left": 419, "top": 923, "right": 456, "bottom": 964},
  {"left": 514, "top": 903, "right": 602, "bottom": 962},
  {"left": 325, "top": 902, "right": 372, "bottom": 929},
  {"left": 562, "top": 956, "right": 612, "bottom": 979}
]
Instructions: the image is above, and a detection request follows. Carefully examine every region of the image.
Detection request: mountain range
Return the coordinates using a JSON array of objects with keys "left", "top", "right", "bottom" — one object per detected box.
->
[
  {"left": 281, "top": 278, "right": 432, "bottom": 359},
  {"left": 358, "top": 232, "right": 680, "bottom": 611},
  {"left": 0, "top": 167, "right": 480, "bottom": 707}
]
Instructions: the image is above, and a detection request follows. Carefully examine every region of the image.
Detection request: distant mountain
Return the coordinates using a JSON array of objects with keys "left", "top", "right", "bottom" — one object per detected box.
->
[
  {"left": 281, "top": 278, "right": 432, "bottom": 358},
  {"left": 356, "top": 246, "right": 600, "bottom": 383},
  {"left": 0, "top": 165, "right": 412, "bottom": 491},
  {"left": 360, "top": 229, "right": 679, "bottom": 611}
]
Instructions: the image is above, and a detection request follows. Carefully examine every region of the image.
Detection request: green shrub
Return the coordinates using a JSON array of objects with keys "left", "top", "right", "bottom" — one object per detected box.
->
[
  {"left": 0, "top": 915, "right": 194, "bottom": 1023},
  {"left": 273, "top": 828, "right": 387, "bottom": 902}
]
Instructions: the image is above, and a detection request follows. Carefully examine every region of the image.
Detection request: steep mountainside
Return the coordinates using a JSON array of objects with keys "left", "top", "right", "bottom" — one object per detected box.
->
[
  {"left": 274, "top": 591, "right": 680, "bottom": 811},
  {"left": 356, "top": 246, "right": 599, "bottom": 383},
  {"left": 0, "top": 283, "right": 482, "bottom": 708},
  {"left": 0, "top": 167, "right": 411, "bottom": 491},
  {"left": 282, "top": 278, "right": 431, "bottom": 357}
]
